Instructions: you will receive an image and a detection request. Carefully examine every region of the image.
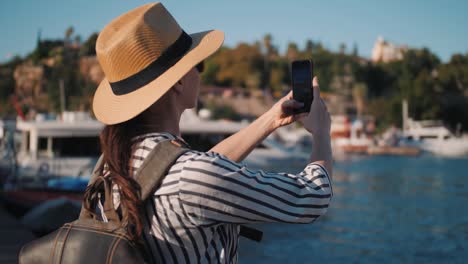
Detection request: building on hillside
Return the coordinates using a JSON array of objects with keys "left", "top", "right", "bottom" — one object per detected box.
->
[{"left": 371, "top": 36, "right": 408, "bottom": 63}]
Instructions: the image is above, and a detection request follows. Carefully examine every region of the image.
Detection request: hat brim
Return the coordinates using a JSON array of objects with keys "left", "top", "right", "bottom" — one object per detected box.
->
[{"left": 92, "top": 30, "right": 224, "bottom": 125}]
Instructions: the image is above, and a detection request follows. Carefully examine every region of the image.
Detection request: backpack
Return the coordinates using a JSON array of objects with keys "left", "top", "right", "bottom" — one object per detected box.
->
[
  {"left": 19, "top": 140, "right": 188, "bottom": 263},
  {"left": 19, "top": 139, "right": 262, "bottom": 263}
]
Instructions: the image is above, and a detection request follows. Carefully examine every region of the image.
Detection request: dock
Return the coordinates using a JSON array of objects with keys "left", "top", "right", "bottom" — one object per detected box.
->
[
  {"left": 0, "top": 205, "right": 35, "bottom": 263},
  {"left": 367, "top": 146, "right": 420, "bottom": 156}
]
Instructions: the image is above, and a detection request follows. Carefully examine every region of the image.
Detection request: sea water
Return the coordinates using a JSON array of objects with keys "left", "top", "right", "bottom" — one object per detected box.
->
[{"left": 239, "top": 154, "right": 468, "bottom": 263}]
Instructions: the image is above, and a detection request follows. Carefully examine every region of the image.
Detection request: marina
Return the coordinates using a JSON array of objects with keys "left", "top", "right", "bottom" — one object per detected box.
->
[
  {"left": 0, "top": 110, "right": 312, "bottom": 233},
  {"left": 1, "top": 151, "right": 467, "bottom": 263},
  {"left": 1, "top": 110, "right": 467, "bottom": 262}
]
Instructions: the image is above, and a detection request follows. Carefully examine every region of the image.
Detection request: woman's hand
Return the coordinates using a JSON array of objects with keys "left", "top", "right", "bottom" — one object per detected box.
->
[
  {"left": 212, "top": 92, "right": 305, "bottom": 162},
  {"left": 267, "top": 91, "right": 308, "bottom": 130},
  {"left": 300, "top": 77, "right": 331, "bottom": 138}
]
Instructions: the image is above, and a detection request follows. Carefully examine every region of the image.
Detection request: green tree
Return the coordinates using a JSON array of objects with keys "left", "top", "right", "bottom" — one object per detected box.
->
[
  {"left": 286, "top": 42, "right": 299, "bottom": 60},
  {"left": 352, "top": 82, "right": 368, "bottom": 118},
  {"left": 339, "top": 43, "right": 346, "bottom": 54},
  {"left": 305, "top": 40, "right": 315, "bottom": 54},
  {"left": 262, "top": 33, "right": 278, "bottom": 59},
  {"left": 212, "top": 43, "right": 264, "bottom": 88},
  {"left": 65, "top": 26, "right": 74, "bottom": 45},
  {"left": 80, "top": 33, "right": 99, "bottom": 56},
  {"left": 201, "top": 59, "right": 220, "bottom": 85},
  {"left": 352, "top": 43, "right": 359, "bottom": 57},
  {"left": 435, "top": 53, "right": 468, "bottom": 129}
]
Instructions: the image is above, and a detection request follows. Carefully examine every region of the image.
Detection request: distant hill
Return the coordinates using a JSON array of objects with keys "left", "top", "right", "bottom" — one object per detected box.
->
[{"left": 1, "top": 30, "right": 467, "bottom": 131}]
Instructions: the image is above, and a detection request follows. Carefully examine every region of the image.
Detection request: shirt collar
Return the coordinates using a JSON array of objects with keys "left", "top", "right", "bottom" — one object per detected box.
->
[{"left": 132, "top": 132, "right": 188, "bottom": 146}]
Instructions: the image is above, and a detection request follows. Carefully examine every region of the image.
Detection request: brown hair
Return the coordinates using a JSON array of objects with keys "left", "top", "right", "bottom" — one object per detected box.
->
[
  {"left": 84, "top": 91, "right": 174, "bottom": 240},
  {"left": 84, "top": 119, "right": 144, "bottom": 240}
]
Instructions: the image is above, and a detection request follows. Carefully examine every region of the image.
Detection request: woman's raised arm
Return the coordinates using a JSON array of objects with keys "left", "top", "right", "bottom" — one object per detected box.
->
[{"left": 209, "top": 91, "right": 305, "bottom": 162}]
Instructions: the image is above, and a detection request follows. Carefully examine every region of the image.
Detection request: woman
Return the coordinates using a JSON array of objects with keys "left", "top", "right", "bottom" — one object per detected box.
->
[{"left": 91, "top": 2, "right": 333, "bottom": 263}]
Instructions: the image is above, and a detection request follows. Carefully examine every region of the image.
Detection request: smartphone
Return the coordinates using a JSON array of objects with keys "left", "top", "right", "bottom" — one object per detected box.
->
[{"left": 291, "top": 60, "right": 314, "bottom": 113}]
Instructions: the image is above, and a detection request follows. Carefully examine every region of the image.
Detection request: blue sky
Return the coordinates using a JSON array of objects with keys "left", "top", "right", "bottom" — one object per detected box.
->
[{"left": 0, "top": 0, "right": 467, "bottom": 63}]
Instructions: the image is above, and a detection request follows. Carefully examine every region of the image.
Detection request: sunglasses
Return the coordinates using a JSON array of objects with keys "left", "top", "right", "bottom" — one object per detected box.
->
[{"left": 195, "top": 61, "right": 205, "bottom": 73}]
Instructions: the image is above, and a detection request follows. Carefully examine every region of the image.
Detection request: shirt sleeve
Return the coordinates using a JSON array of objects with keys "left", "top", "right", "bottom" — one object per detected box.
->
[{"left": 178, "top": 151, "right": 333, "bottom": 226}]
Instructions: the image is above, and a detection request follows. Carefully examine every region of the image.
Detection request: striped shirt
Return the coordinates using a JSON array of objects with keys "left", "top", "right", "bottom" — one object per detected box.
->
[{"left": 105, "top": 132, "right": 333, "bottom": 264}]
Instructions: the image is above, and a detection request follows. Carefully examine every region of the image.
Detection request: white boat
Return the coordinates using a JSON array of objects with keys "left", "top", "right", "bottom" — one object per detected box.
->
[
  {"left": 2, "top": 113, "right": 102, "bottom": 186},
  {"left": 0, "top": 110, "right": 308, "bottom": 217},
  {"left": 0, "top": 113, "right": 101, "bottom": 213},
  {"left": 1, "top": 110, "right": 306, "bottom": 185},
  {"left": 274, "top": 126, "right": 311, "bottom": 148},
  {"left": 243, "top": 137, "right": 309, "bottom": 171},
  {"left": 331, "top": 116, "right": 373, "bottom": 156},
  {"left": 403, "top": 119, "right": 468, "bottom": 157},
  {"left": 402, "top": 100, "right": 468, "bottom": 157},
  {"left": 180, "top": 109, "right": 309, "bottom": 170}
]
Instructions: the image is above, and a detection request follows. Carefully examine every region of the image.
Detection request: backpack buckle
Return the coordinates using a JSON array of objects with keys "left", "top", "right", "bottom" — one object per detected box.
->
[{"left": 170, "top": 139, "right": 182, "bottom": 147}]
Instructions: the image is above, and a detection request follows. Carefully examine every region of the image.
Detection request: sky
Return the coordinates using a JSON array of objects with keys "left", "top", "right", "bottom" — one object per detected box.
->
[{"left": 0, "top": 0, "right": 467, "bottom": 63}]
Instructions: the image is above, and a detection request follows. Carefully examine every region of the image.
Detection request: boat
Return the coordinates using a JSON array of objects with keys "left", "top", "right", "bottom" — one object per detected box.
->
[
  {"left": 367, "top": 145, "right": 420, "bottom": 156},
  {"left": 180, "top": 109, "right": 309, "bottom": 170},
  {"left": 243, "top": 137, "right": 309, "bottom": 171},
  {"left": 1, "top": 110, "right": 306, "bottom": 214},
  {"left": 329, "top": 115, "right": 421, "bottom": 157},
  {"left": 403, "top": 119, "right": 468, "bottom": 157},
  {"left": 1, "top": 112, "right": 101, "bottom": 214},
  {"left": 331, "top": 116, "right": 373, "bottom": 155},
  {"left": 402, "top": 100, "right": 468, "bottom": 157},
  {"left": 0, "top": 120, "right": 17, "bottom": 184}
]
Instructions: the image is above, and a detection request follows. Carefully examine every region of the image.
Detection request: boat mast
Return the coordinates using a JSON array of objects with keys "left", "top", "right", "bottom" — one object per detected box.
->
[
  {"left": 402, "top": 99, "right": 408, "bottom": 133},
  {"left": 59, "top": 79, "right": 66, "bottom": 114}
]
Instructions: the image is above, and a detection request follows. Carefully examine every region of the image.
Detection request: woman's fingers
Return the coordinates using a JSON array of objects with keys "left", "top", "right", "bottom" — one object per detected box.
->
[
  {"left": 282, "top": 99, "right": 303, "bottom": 110},
  {"left": 313, "top": 76, "right": 320, "bottom": 99},
  {"left": 295, "top": 113, "right": 308, "bottom": 121},
  {"left": 320, "top": 98, "right": 328, "bottom": 110},
  {"left": 298, "top": 112, "right": 309, "bottom": 123}
]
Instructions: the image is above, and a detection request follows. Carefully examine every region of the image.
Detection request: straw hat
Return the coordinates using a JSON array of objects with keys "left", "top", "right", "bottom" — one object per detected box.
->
[{"left": 92, "top": 2, "right": 224, "bottom": 124}]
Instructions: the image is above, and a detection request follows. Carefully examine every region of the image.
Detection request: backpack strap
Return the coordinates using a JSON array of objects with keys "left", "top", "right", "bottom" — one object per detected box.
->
[
  {"left": 133, "top": 139, "right": 189, "bottom": 200},
  {"left": 240, "top": 226, "right": 263, "bottom": 242},
  {"left": 134, "top": 139, "right": 263, "bottom": 242},
  {"left": 81, "top": 140, "right": 188, "bottom": 221},
  {"left": 87, "top": 155, "right": 105, "bottom": 187},
  {"left": 87, "top": 139, "right": 263, "bottom": 242},
  {"left": 79, "top": 155, "right": 105, "bottom": 220}
]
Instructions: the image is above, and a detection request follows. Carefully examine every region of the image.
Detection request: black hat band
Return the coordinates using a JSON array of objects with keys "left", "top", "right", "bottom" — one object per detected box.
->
[{"left": 109, "top": 31, "right": 193, "bottom": 95}]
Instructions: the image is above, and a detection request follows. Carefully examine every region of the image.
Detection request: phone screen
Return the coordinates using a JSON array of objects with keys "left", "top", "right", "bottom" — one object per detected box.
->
[{"left": 292, "top": 60, "right": 313, "bottom": 113}]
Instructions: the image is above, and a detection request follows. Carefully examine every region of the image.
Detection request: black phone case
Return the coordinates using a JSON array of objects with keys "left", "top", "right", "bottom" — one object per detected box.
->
[{"left": 292, "top": 60, "right": 313, "bottom": 113}]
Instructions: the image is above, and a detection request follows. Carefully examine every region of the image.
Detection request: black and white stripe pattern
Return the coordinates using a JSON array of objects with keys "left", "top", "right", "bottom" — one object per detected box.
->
[{"left": 105, "top": 132, "right": 332, "bottom": 263}]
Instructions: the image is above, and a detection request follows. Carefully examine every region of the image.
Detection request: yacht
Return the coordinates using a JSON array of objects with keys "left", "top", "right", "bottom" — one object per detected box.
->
[
  {"left": 402, "top": 100, "right": 468, "bottom": 157},
  {"left": 403, "top": 118, "right": 468, "bottom": 157}
]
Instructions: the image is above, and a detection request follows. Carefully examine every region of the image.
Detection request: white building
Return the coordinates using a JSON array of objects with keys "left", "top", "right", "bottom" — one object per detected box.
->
[{"left": 371, "top": 36, "right": 407, "bottom": 63}]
